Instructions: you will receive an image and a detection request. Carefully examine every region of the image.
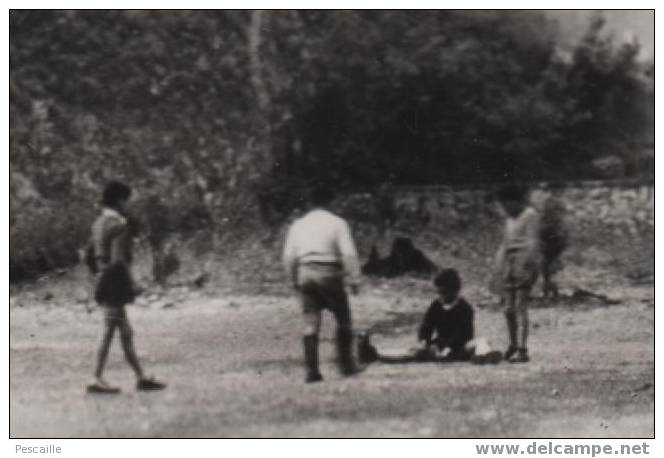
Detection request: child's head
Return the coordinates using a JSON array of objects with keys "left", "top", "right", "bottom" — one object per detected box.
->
[
  {"left": 434, "top": 268, "right": 461, "bottom": 303},
  {"left": 496, "top": 183, "right": 529, "bottom": 217},
  {"left": 102, "top": 180, "right": 132, "bottom": 210}
]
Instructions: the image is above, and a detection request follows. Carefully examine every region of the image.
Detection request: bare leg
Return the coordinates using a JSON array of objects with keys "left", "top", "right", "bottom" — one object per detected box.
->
[
  {"left": 508, "top": 289, "right": 531, "bottom": 363},
  {"left": 504, "top": 290, "right": 518, "bottom": 358},
  {"left": 515, "top": 289, "right": 529, "bottom": 350},
  {"left": 94, "top": 319, "right": 116, "bottom": 379},
  {"left": 118, "top": 318, "right": 145, "bottom": 380}
]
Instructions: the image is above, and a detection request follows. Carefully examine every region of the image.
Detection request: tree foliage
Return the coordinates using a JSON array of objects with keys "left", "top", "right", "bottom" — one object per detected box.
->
[{"left": 9, "top": 10, "right": 653, "bottom": 280}]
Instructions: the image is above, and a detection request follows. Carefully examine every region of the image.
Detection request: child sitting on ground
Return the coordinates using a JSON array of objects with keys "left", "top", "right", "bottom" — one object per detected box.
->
[{"left": 359, "top": 269, "right": 501, "bottom": 365}]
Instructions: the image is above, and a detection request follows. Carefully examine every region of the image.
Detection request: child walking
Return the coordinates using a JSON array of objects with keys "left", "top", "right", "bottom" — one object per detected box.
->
[
  {"left": 283, "top": 184, "right": 364, "bottom": 383},
  {"left": 492, "top": 184, "right": 541, "bottom": 363},
  {"left": 87, "top": 180, "right": 166, "bottom": 393},
  {"left": 359, "top": 269, "right": 502, "bottom": 365}
]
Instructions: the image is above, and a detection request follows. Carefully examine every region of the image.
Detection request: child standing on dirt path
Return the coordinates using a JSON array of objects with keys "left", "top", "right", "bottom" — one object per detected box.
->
[
  {"left": 358, "top": 269, "right": 502, "bottom": 365},
  {"left": 87, "top": 180, "right": 166, "bottom": 394},
  {"left": 283, "top": 184, "right": 364, "bottom": 383},
  {"left": 491, "top": 184, "right": 541, "bottom": 363}
]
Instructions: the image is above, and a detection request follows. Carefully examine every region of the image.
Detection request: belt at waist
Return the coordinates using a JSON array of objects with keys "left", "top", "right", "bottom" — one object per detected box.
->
[{"left": 299, "top": 260, "right": 342, "bottom": 267}]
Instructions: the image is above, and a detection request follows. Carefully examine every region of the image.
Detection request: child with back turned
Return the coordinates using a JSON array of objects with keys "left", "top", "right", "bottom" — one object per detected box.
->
[
  {"left": 282, "top": 183, "right": 364, "bottom": 383},
  {"left": 492, "top": 184, "right": 540, "bottom": 363}
]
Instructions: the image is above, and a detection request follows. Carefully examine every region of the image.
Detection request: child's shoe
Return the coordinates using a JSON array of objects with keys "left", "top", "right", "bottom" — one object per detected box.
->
[
  {"left": 137, "top": 376, "right": 166, "bottom": 391},
  {"left": 504, "top": 345, "right": 518, "bottom": 361},
  {"left": 87, "top": 378, "right": 121, "bottom": 394},
  {"left": 306, "top": 372, "right": 323, "bottom": 383},
  {"left": 508, "top": 348, "right": 530, "bottom": 363}
]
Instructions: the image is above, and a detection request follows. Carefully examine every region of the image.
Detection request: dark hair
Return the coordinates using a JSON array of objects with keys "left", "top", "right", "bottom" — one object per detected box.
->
[
  {"left": 434, "top": 268, "right": 461, "bottom": 292},
  {"left": 102, "top": 180, "right": 132, "bottom": 207},
  {"left": 310, "top": 183, "right": 334, "bottom": 207},
  {"left": 496, "top": 183, "right": 528, "bottom": 203}
]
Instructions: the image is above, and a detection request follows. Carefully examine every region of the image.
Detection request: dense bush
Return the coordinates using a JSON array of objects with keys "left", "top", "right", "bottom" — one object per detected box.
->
[{"left": 10, "top": 200, "right": 92, "bottom": 282}]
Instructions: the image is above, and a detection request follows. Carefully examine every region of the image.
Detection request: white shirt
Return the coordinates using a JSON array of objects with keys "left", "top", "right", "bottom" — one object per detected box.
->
[
  {"left": 440, "top": 297, "right": 460, "bottom": 311},
  {"left": 282, "top": 209, "right": 361, "bottom": 284}
]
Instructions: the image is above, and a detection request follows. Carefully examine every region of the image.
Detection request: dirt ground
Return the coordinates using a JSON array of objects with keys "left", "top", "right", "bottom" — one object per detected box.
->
[{"left": 9, "top": 267, "right": 653, "bottom": 438}]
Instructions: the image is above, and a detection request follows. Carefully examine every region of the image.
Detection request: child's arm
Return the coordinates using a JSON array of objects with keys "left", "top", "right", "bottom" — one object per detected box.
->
[
  {"left": 337, "top": 220, "right": 361, "bottom": 292},
  {"left": 490, "top": 242, "right": 506, "bottom": 294},
  {"left": 98, "top": 217, "right": 126, "bottom": 270},
  {"left": 460, "top": 301, "right": 474, "bottom": 344},
  {"left": 282, "top": 225, "right": 298, "bottom": 289},
  {"left": 525, "top": 208, "right": 541, "bottom": 255},
  {"left": 109, "top": 226, "right": 131, "bottom": 266},
  {"left": 492, "top": 217, "right": 509, "bottom": 269}
]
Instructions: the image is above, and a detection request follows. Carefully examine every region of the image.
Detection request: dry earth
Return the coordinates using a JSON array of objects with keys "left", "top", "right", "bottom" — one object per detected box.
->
[{"left": 9, "top": 268, "right": 653, "bottom": 438}]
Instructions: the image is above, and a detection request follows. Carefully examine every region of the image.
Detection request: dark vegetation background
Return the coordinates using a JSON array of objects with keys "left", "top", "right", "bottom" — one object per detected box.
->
[{"left": 9, "top": 10, "right": 654, "bottom": 283}]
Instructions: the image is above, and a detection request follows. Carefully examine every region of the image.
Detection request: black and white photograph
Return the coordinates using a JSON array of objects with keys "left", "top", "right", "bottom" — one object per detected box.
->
[{"left": 8, "top": 7, "right": 654, "bottom": 440}]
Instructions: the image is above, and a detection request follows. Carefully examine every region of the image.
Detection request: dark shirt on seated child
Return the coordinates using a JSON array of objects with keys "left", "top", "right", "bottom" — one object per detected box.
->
[{"left": 418, "top": 297, "right": 474, "bottom": 360}]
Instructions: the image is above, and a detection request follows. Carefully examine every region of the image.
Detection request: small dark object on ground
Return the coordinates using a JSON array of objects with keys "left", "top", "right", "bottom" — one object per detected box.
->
[
  {"left": 570, "top": 288, "right": 620, "bottom": 305},
  {"left": 154, "top": 248, "right": 180, "bottom": 285},
  {"left": 634, "top": 383, "right": 652, "bottom": 392},
  {"left": 363, "top": 237, "right": 437, "bottom": 278},
  {"left": 192, "top": 272, "right": 210, "bottom": 288},
  {"left": 357, "top": 332, "right": 379, "bottom": 364}
]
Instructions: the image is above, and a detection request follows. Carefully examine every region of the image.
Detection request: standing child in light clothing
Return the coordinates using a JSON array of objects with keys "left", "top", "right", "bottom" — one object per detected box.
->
[
  {"left": 492, "top": 184, "right": 540, "bottom": 363},
  {"left": 283, "top": 185, "right": 363, "bottom": 383},
  {"left": 87, "top": 180, "right": 166, "bottom": 393}
]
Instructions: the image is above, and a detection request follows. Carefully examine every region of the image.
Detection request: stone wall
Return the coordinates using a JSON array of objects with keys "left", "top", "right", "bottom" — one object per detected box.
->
[
  {"left": 338, "top": 180, "right": 653, "bottom": 285},
  {"left": 392, "top": 180, "right": 654, "bottom": 238}
]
